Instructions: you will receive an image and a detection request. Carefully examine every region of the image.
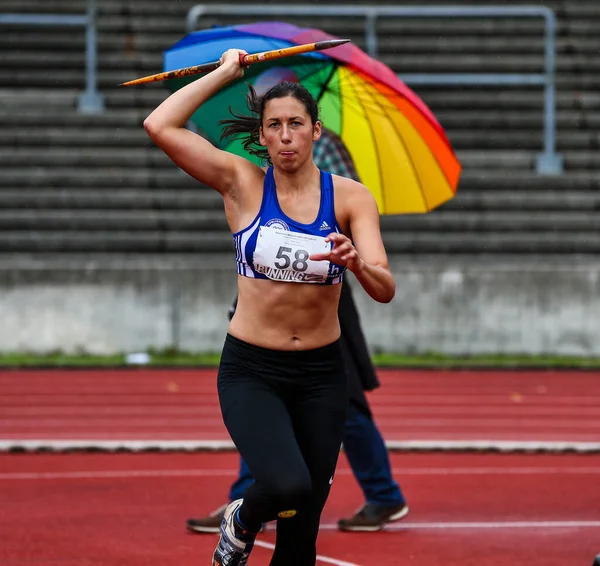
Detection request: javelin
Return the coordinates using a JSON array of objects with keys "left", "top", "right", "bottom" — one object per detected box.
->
[{"left": 119, "top": 38, "right": 350, "bottom": 87}]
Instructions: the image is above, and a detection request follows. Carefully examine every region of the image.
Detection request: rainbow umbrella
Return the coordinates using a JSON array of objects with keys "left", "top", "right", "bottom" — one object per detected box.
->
[{"left": 164, "top": 22, "right": 461, "bottom": 214}]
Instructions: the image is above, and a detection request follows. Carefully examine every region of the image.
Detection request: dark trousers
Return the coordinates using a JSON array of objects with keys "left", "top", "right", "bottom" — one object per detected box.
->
[
  {"left": 218, "top": 334, "right": 348, "bottom": 566},
  {"left": 230, "top": 401, "right": 405, "bottom": 507}
]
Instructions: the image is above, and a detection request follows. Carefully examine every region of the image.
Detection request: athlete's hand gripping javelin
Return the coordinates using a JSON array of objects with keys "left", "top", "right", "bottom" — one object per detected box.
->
[{"left": 218, "top": 49, "right": 249, "bottom": 80}]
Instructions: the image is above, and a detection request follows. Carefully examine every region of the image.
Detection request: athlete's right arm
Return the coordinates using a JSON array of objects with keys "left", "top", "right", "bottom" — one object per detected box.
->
[{"left": 143, "top": 49, "right": 256, "bottom": 196}]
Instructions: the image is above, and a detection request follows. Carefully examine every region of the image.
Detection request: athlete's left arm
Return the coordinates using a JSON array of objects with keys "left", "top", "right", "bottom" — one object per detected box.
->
[{"left": 311, "top": 182, "right": 395, "bottom": 303}]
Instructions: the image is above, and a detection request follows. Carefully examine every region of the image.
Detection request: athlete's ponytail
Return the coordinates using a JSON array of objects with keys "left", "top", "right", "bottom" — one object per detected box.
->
[{"left": 219, "top": 83, "right": 267, "bottom": 161}]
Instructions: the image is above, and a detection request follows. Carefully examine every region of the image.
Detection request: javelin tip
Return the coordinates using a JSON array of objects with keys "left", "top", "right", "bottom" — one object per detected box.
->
[{"left": 314, "top": 39, "right": 351, "bottom": 50}]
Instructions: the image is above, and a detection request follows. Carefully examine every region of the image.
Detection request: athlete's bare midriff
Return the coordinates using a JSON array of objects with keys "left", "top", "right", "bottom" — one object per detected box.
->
[{"left": 228, "top": 276, "right": 342, "bottom": 350}]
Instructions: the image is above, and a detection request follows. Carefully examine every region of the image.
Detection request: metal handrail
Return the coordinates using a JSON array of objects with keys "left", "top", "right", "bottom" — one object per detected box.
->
[
  {"left": 187, "top": 4, "right": 563, "bottom": 175},
  {"left": 0, "top": 0, "right": 104, "bottom": 114}
]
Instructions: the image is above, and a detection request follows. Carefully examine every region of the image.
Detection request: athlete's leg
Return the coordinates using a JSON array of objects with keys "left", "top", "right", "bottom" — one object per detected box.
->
[
  {"left": 217, "top": 337, "right": 314, "bottom": 533},
  {"left": 269, "top": 352, "right": 347, "bottom": 565}
]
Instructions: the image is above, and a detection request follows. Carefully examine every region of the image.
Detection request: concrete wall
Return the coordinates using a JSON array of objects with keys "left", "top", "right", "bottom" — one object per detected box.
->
[
  {"left": 1, "top": 256, "right": 599, "bottom": 356},
  {"left": 355, "top": 259, "right": 600, "bottom": 356}
]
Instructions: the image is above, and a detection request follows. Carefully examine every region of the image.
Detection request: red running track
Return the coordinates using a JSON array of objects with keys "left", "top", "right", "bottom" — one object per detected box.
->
[
  {"left": 1, "top": 369, "right": 599, "bottom": 565},
  {"left": 1, "top": 451, "right": 599, "bottom": 566},
  {"left": 0, "top": 368, "right": 599, "bottom": 449}
]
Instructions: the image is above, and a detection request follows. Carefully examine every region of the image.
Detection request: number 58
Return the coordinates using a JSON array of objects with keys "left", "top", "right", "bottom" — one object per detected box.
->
[{"left": 274, "top": 246, "right": 309, "bottom": 272}]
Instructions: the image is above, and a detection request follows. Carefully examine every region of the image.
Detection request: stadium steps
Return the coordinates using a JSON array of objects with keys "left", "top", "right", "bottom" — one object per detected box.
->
[
  {"left": 0, "top": 189, "right": 223, "bottom": 210},
  {"left": 3, "top": 148, "right": 600, "bottom": 170},
  {"left": 0, "top": 0, "right": 599, "bottom": 255},
  {"left": 2, "top": 187, "right": 599, "bottom": 213},
  {"left": 0, "top": 231, "right": 598, "bottom": 255},
  {"left": 1, "top": 209, "right": 599, "bottom": 233}
]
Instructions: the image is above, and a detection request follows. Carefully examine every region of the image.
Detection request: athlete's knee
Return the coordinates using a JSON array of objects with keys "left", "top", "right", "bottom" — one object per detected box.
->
[{"left": 269, "top": 470, "right": 312, "bottom": 511}]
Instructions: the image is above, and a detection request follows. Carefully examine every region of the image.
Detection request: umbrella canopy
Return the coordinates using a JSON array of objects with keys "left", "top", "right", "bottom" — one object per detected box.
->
[{"left": 164, "top": 22, "right": 461, "bottom": 214}]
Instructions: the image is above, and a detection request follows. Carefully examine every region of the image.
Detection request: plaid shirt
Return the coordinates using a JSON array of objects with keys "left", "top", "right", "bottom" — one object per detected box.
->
[{"left": 313, "top": 129, "right": 361, "bottom": 182}]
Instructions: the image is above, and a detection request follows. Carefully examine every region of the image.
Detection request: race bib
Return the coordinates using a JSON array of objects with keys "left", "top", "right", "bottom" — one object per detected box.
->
[{"left": 253, "top": 226, "right": 332, "bottom": 283}]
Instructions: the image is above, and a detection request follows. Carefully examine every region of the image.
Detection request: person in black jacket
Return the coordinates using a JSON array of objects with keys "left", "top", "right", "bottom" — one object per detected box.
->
[{"left": 187, "top": 280, "right": 408, "bottom": 533}]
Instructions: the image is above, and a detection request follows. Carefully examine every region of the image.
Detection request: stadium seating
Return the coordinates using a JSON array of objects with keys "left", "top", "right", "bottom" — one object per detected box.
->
[{"left": 1, "top": 0, "right": 599, "bottom": 256}]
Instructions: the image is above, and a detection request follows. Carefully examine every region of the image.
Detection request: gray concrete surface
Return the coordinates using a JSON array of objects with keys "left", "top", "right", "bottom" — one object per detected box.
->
[{"left": 1, "top": 256, "right": 599, "bottom": 356}]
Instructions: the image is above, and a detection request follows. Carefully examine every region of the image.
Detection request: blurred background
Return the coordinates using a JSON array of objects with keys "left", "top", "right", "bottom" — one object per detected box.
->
[{"left": 1, "top": 0, "right": 599, "bottom": 363}]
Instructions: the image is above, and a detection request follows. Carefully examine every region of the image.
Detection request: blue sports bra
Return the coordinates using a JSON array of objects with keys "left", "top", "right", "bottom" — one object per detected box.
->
[{"left": 233, "top": 167, "right": 346, "bottom": 285}]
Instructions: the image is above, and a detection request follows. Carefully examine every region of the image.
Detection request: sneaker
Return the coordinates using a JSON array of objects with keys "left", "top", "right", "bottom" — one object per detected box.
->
[
  {"left": 212, "top": 499, "right": 255, "bottom": 566},
  {"left": 186, "top": 503, "right": 228, "bottom": 534},
  {"left": 338, "top": 502, "right": 409, "bottom": 532}
]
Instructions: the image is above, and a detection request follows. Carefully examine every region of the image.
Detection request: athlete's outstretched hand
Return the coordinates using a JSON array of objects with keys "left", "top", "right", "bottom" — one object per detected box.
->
[{"left": 310, "top": 233, "right": 363, "bottom": 273}]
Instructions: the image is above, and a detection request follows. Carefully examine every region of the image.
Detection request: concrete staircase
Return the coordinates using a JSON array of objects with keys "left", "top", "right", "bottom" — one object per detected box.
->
[{"left": 1, "top": 0, "right": 599, "bottom": 256}]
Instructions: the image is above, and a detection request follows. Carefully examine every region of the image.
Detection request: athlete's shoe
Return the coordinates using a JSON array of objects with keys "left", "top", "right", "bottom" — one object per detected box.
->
[
  {"left": 592, "top": 553, "right": 600, "bottom": 566},
  {"left": 338, "top": 502, "right": 409, "bottom": 532},
  {"left": 212, "top": 499, "right": 255, "bottom": 566},
  {"left": 186, "top": 503, "right": 227, "bottom": 534}
]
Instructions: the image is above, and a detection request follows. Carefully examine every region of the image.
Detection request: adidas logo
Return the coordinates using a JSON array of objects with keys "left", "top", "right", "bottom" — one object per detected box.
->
[{"left": 319, "top": 221, "right": 331, "bottom": 231}]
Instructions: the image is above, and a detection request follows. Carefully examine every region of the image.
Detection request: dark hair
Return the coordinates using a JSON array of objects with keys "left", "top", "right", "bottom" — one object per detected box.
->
[{"left": 219, "top": 81, "right": 320, "bottom": 163}]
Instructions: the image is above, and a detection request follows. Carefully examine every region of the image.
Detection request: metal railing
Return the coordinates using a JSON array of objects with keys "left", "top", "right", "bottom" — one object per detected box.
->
[
  {"left": 187, "top": 4, "right": 563, "bottom": 175},
  {"left": 0, "top": 0, "right": 104, "bottom": 114}
]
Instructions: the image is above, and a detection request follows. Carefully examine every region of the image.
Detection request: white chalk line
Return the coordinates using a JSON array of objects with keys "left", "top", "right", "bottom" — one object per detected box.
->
[{"left": 2, "top": 439, "right": 600, "bottom": 452}]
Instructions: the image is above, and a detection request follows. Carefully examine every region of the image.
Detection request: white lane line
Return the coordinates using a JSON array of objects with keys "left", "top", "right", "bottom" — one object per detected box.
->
[
  {"left": 385, "top": 440, "right": 600, "bottom": 452},
  {"left": 2, "top": 439, "right": 600, "bottom": 452},
  {"left": 391, "top": 466, "right": 600, "bottom": 475},
  {"left": 0, "top": 440, "right": 237, "bottom": 451},
  {"left": 254, "top": 540, "right": 363, "bottom": 566},
  {"left": 3, "top": 466, "right": 600, "bottom": 481},
  {"left": 320, "top": 521, "right": 600, "bottom": 530}
]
